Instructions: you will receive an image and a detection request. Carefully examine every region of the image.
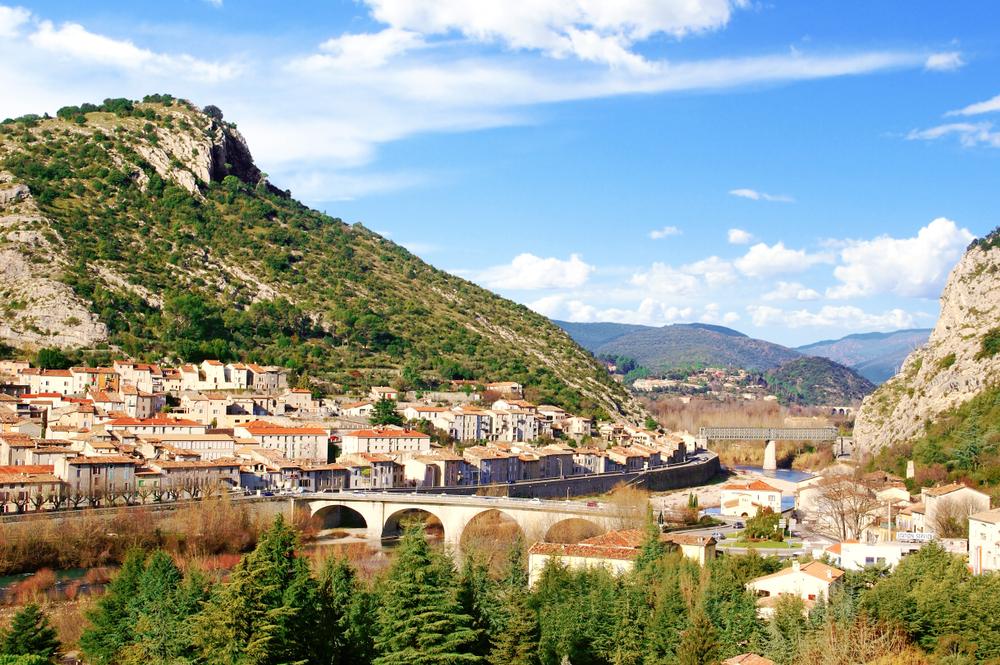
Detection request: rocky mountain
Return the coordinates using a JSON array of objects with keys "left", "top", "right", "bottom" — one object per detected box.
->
[
  {"left": 0, "top": 96, "right": 641, "bottom": 421},
  {"left": 764, "top": 356, "right": 876, "bottom": 407},
  {"left": 855, "top": 241, "right": 1000, "bottom": 453},
  {"left": 796, "top": 329, "right": 932, "bottom": 384},
  {"left": 555, "top": 321, "right": 801, "bottom": 372}
]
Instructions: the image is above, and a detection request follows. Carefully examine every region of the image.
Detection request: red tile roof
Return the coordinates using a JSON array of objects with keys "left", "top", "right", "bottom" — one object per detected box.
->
[
  {"left": 723, "top": 655, "right": 776, "bottom": 665},
  {"left": 528, "top": 541, "right": 639, "bottom": 561},
  {"left": 346, "top": 429, "right": 429, "bottom": 438},
  {"left": 721, "top": 480, "right": 781, "bottom": 492}
]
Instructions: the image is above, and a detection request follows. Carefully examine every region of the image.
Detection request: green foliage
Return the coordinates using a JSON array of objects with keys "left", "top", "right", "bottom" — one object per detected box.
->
[
  {"left": 373, "top": 524, "right": 481, "bottom": 665},
  {"left": 370, "top": 396, "right": 404, "bottom": 427},
  {"left": 34, "top": 348, "right": 71, "bottom": 370},
  {"left": 743, "top": 507, "right": 783, "bottom": 542},
  {"left": 193, "top": 514, "right": 321, "bottom": 665},
  {"left": 0, "top": 657, "right": 50, "bottom": 665},
  {"left": 0, "top": 604, "right": 59, "bottom": 662},
  {"left": 80, "top": 548, "right": 148, "bottom": 665},
  {"left": 675, "top": 610, "right": 720, "bottom": 665},
  {"left": 977, "top": 328, "right": 1000, "bottom": 360},
  {"left": 763, "top": 356, "right": 876, "bottom": 406}
]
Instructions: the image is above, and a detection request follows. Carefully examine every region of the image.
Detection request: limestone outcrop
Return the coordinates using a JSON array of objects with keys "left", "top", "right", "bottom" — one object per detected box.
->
[
  {"left": 0, "top": 178, "right": 108, "bottom": 349},
  {"left": 855, "top": 243, "right": 1000, "bottom": 453}
]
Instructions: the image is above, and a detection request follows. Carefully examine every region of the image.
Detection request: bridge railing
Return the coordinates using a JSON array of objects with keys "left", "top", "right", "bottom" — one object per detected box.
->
[
  {"left": 698, "top": 427, "right": 837, "bottom": 441},
  {"left": 299, "top": 491, "right": 608, "bottom": 513}
]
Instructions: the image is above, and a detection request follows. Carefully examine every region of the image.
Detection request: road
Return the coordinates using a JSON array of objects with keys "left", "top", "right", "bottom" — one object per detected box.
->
[{"left": 678, "top": 515, "right": 807, "bottom": 559}]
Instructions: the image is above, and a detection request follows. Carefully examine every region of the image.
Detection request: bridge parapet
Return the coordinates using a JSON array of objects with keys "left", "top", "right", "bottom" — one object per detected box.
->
[{"left": 699, "top": 427, "right": 837, "bottom": 442}]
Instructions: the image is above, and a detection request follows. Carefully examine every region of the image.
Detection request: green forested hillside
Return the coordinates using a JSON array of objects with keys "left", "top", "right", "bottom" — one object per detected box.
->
[
  {"left": 0, "top": 97, "right": 635, "bottom": 419},
  {"left": 582, "top": 323, "right": 800, "bottom": 371},
  {"left": 764, "top": 356, "right": 876, "bottom": 406}
]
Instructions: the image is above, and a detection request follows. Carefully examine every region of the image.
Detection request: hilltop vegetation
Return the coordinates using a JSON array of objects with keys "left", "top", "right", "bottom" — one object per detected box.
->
[
  {"left": 0, "top": 97, "right": 636, "bottom": 419},
  {"left": 764, "top": 356, "right": 876, "bottom": 406},
  {"left": 563, "top": 322, "right": 801, "bottom": 372}
]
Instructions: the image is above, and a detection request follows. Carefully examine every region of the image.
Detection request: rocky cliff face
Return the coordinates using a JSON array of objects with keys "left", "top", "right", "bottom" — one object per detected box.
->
[
  {"left": 855, "top": 244, "right": 1000, "bottom": 453},
  {"left": 0, "top": 175, "right": 108, "bottom": 349}
]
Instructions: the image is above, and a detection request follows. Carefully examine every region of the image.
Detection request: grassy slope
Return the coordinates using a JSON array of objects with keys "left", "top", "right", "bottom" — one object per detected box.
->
[{"left": 0, "top": 100, "right": 634, "bottom": 419}]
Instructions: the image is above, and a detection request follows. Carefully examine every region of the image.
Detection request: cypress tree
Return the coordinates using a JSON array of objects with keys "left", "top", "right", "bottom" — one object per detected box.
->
[
  {"left": 318, "top": 555, "right": 374, "bottom": 665},
  {"left": 458, "top": 553, "right": 501, "bottom": 658},
  {"left": 80, "top": 548, "right": 147, "bottom": 665},
  {"left": 675, "top": 610, "right": 721, "bottom": 665},
  {"left": 373, "top": 524, "right": 481, "bottom": 665},
  {"left": 634, "top": 507, "right": 666, "bottom": 577},
  {"left": 644, "top": 559, "right": 691, "bottom": 665},
  {"left": 194, "top": 514, "right": 321, "bottom": 665},
  {"left": 606, "top": 582, "right": 646, "bottom": 665},
  {"left": 0, "top": 604, "right": 59, "bottom": 661}
]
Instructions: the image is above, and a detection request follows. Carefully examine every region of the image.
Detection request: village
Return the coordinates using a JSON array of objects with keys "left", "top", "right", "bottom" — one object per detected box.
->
[
  {"left": 631, "top": 366, "right": 778, "bottom": 401},
  {"left": 0, "top": 358, "right": 694, "bottom": 510}
]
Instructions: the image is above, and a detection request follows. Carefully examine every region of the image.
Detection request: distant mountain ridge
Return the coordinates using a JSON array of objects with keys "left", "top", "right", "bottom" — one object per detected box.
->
[
  {"left": 553, "top": 321, "right": 800, "bottom": 372},
  {"left": 796, "top": 329, "right": 932, "bottom": 384}
]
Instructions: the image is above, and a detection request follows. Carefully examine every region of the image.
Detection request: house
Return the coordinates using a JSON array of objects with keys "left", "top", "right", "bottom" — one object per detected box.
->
[
  {"left": 897, "top": 503, "right": 927, "bottom": 533},
  {"left": 437, "top": 406, "right": 492, "bottom": 441},
  {"left": 248, "top": 364, "right": 285, "bottom": 392},
  {"left": 121, "top": 385, "right": 156, "bottom": 419},
  {"left": 234, "top": 421, "right": 328, "bottom": 459},
  {"left": 564, "top": 416, "right": 593, "bottom": 441},
  {"left": 487, "top": 409, "right": 537, "bottom": 442},
  {"left": 0, "top": 466, "right": 67, "bottom": 511},
  {"left": 147, "top": 458, "right": 241, "bottom": 493},
  {"left": 105, "top": 417, "right": 208, "bottom": 436},
  {"left": 527, "top": 528, "right": 715, "bottom": 586},
  {"left": 339, "top": 453, "right": 403, "bottom": 489},
  {"left": 56, "top": 455, "right": 138, "bottom": 500},
  {"left": 721, "top": 480, "right": 782, "bottom": 517},
  {"left": 370, "top": 386, "right": 398, "bottom": 401},
  {"left": 403, "top": 406, "right": 447, "bottom": 422},
  {"left": 403, "top": 450, "right": 470, "bottom": 487},
  {"left": 340, "top": 429, "right": 432, "bottom": 456},
  {"left": 113, "top": 362, "right": 162, "bottom": 393},
  {"left": 137, "top": 433, "right": 237, "bottom": 461},
  {"left": 746, "top": 561, "right": 844, "bottom": 617},
  {"left": 463, "top": 446, "right": 519, "bottom": 484},
  {"left": 71, "top": 367, "right": 120, "bottom": 393},
  {"left": 485, "top": 382, "right": 522, "bottom": 397},
  {"left": 21, "top": 369, "right": 74, "bottom": 396},
  {"left": 921, "top": 483, "right": 990, "bottom": 535},
  {"left": 0, "top": 360, "right": 29, "bottom": 375},
  {"left": 607, "top": 447, "right": 645, "bottom": 472},
  {"left": 279, "top": 389, "right": 314, "bottom": 413},
  {"left": 226, "top": 363, "right": 253, "bottom": 390},
  {"left": 492, "top": 399, "right": 536, "bottom": 413},
  {"left": 342, "top": 401, "right": 375, "bottom": 418},
  {"left": 969, "top": 507, "right": 1000, "bottom": 574},
  {"left": 823, "top": 539, "right": 907, "bottom": 571}
]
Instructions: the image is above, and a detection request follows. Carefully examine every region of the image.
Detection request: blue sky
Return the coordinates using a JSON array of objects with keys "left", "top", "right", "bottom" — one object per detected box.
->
[{"left": 2, "top": 1, "right": 999, "bottom": 347}]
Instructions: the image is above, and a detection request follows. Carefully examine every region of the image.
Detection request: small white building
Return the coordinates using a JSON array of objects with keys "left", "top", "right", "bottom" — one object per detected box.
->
[
  {"left": 823, "top": 539, "right": 907, "bottom": 571},
  {"left": 746, "top": 561, "right": 844, "bottom": 617},
  {"left": 370, "top": 386, "right": 398, "bottom": 401},
  {"left": 921, "top": 483, "right": 990, "bottom": 535},
  {"left": 342, "top": 401, "right": 375, "bottom": 418},
  {"left": 969, "top": 507, "right": 1000, "bottom": 574},
  {"left": 721, "top": 480, "right": 782, "bottom": 517}
]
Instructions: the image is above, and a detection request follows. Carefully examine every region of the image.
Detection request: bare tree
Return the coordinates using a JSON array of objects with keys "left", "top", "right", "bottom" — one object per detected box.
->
[
  {"left": 808, "top": 470, "right": 887, "bottom": 541},
  {"left": 931, "top": 496, "right": 979, "bottom": 538},
  {"left": 12, "top": 492, "right": 28, "bottom": 514},
  {"left": 137, "top": 487, "right": 152, "bottom": 505},
  {"left": 68, "top": 489, "right": 86, "bottom": 509},
  {"left": 28, "top": 490, "right": 46, "bottom": 512},
  {"left": 605, "top": 483, "right": 650, "bottom": 531}
]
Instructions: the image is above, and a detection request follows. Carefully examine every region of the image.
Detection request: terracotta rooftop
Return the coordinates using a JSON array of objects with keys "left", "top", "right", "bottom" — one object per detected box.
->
[
  {"left": 723, "top": 654, "right": 776, "bottom": 665},
  {"left": 527, "top": 541, "right": 639, "bottom": 561},
  {"left": 751, "top": 561, "right": 844, "bottom": 584},
  {"left": 721, "top": 480, "right": 782, "bottom": 493}
]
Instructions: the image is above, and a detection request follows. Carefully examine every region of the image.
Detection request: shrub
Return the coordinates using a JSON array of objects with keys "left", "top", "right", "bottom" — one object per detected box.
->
[{"left": 976, "top": 328, "right": 1000, "bottom": 360}]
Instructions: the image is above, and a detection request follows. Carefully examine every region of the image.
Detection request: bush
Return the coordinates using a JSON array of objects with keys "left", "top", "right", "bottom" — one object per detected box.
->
[{"left": 977, "top": 328, "right": 1000, "bottom": 360}]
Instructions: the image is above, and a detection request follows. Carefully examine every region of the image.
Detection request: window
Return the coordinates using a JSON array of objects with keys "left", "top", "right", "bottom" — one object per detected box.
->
[{"left": 865, "top": 557, "right": 875, "bottom": 566}]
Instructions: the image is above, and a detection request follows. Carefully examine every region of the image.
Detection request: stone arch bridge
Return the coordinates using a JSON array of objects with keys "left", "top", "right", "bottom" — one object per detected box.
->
[{"left": 293, "top": 493, "right": 618, "bottom": 549}]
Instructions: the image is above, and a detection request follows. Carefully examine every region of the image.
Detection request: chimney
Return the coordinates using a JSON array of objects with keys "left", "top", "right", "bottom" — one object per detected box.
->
[
  {"left": 792, "top": 561, "right": 800, "bottom": 572},
  {"left": 826, "top": 569, "right": 833, "bottom": 579}
]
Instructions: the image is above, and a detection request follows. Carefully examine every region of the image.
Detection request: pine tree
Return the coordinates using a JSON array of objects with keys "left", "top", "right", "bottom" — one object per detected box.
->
[
  {"left": 675, "top": 610, "right": 721, "bottom": 665},
  {"left": 0, "top": 604, "right": 59, "bottom": 661},
  {"left": 607, "top": 583, "right": 646, "bottom": 665},
  {"left": 318, "top": 555, "right": 374, "bottom": 665},
  {"left": 193, "top": 514, "right": 321, "bottom": 665},
  {"left": 373, "top": 524, "right": 481, "bottom": 665},
  {"left": 644, "top": 560, "right": 691, "bottom": 665},
  {"left": 487, "top": 590, "right": 539, "bottom": 665},
  {"left": 369, "top": 397, "right": 403, "bottom": 427},
  {"left": 80, "top": 548, "right": 147, "bottom": 665},
  {"left": 458, "top": 554, "right": 500, "bottom": 658},
  {"left": 634, "top": 507, "right": 666, "bottom": 577}
]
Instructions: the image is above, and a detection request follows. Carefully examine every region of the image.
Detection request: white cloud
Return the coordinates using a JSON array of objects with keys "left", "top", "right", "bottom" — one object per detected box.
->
[
  {"left": 27, "top": 19, "right": 237, "bottom": 80},
  {"left": 649, "top": 225, "right": 681, "bottom": 239},
  {"left": 947, "top": 93, "right": 1000, "bottom": 117},
  {"left": 925, "top": 52, "right": 965, "bottom": 72},
  {"left": 630, "top": 263, "right": 701, "bottom": 295},
  {"left": 906, "top": 121, "right": 1000, "bottom": 148},
  {"left": 0, "top": 5, "right": 29, "bottom": 37},
  {"left": 699, "top": 303, "right": 741, "bottom": 325},
  {"left": 481, "top": 253, "right": 594, "bottom": 290},
  {"left": 364, "top": 0, "right": 743, "bottom": 73},
  {"left": 630, "top": 256, "right": 735, "bottom": 295},
  {"left": 762, "top": 281, "right": 822, "bottom": 301},
  {"left": 734, "top": 242, "right": 832, "bottom": 278},
  {"left": 827, "top": 218, "right": 974, "bottom": 299},
  {"left": 747, "top": 305, "right": 915, "bottom": 330},
  {"left": 530, "top": 294, "right": 693, "bottom": 325},
  {"left": 729, "top": 188, "right": 794, "bottom": 202},
  {"left": 728, "top": 228, "right": 753, "bottom": 244},
  {"left": 297, "top": 28, "right": 426, "bottom": 71},
  {"left": 682, "top": 256, "right": 738, "bottom": 289}
]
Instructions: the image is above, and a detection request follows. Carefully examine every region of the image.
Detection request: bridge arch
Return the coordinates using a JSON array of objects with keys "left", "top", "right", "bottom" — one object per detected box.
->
[
  {"left": 544, "top": 517, "right": 604, "bottom": 543},
  {"left": 382, "top": 507, "right": 445, "bottom": 540},
  {"left": 313, "top": 504, "right": 369, "bottom": 530},
  {"left": 460, "top": 509, "right": 525, "bottom": 565}
]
